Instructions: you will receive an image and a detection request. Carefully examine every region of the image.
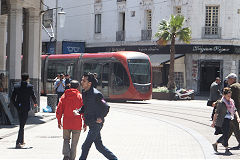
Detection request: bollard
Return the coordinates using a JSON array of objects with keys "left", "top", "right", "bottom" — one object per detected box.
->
[{"left": 46, "top": 94, "right": 58, "bottom": 113}]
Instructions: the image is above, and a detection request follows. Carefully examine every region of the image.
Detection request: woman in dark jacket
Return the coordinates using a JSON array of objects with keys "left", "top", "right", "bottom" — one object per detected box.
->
[{"left": 211, "top": 87, "right": 240, "bottom": 155}]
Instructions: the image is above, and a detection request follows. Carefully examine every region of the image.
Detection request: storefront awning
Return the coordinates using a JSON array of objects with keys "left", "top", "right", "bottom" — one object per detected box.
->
[{"left": 149, "top": 54, "right": 184, "bottom": 67}]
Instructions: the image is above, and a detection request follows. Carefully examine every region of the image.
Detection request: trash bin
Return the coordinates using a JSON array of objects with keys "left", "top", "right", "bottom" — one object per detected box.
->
[{"left": 46, "top": 94, "right": 58, "bottom": 113}]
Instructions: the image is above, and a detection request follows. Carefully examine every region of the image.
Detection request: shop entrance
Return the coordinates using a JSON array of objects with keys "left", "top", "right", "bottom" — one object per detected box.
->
[{"left": 199, "top": 61, "right": 222, "bottom": 94}]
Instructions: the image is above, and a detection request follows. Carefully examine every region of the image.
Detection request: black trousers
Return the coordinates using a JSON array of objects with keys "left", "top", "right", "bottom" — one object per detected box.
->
[
  {"left": 16, "top": 109, "right": 28, "bottom": 145},
  {"left": 217, "top": 118, "right": 230, "bottom": 147},
  {"left": 57, "top": 92, "right": 64, "bottom": 105},
  {"left": 227, "top": 118, "right": 240, "bottom": 144}
]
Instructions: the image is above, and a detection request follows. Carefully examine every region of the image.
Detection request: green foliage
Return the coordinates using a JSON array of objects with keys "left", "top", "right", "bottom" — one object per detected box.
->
[
  {"left": 155, "top": 14, "right": 191, "bottom": 43},
  {"left": 155, "top": 14, "right": 192, "bottom": 91},
  {"left": 152, "top": 87, "right": 169, "bottom": 93}
]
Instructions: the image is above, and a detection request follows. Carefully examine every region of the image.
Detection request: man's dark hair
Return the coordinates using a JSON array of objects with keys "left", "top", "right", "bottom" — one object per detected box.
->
[
  {"left": 70, "top": 80, "right": 80, "bottom": 89},
  {"left": 21, "top": 73, "right": 29, "bottom": 81},
  {"left": 83, "top": 72, "right": 98, "bottom": 88}
]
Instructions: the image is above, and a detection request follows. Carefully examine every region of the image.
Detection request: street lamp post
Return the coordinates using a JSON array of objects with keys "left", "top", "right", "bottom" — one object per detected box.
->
[{"left": 41, "top": 6, "right": 66, "bottom": 54}]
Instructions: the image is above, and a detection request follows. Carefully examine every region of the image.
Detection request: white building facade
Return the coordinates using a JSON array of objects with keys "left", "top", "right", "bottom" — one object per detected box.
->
[{"left": 42, "top": 0, "right": 240, "bottom": 94}]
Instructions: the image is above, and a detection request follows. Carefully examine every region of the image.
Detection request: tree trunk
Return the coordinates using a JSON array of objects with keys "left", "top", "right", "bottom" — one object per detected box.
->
[{"left": 168, "top": 34, "right": 176, "bottom": 91}]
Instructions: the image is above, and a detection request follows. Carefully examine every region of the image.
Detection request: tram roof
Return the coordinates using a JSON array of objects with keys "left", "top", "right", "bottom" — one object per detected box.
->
[{"left": 42, "top": 51, "right": 148, "bottom": 59}]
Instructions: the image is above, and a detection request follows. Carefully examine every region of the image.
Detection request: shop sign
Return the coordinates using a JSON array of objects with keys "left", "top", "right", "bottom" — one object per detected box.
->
[
  {"left": 192, "top": 46, "right": 231, "bottom": 54},
  {"left": 86, "top": 44, "right": 240, "bottom": 55},
  {"left": 62, "top": 41, "right": 85, "bottom": 54}
]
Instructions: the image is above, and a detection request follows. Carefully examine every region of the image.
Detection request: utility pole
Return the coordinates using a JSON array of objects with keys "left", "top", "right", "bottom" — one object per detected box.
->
[{"left": 55, "top": 0, "right": 58, "bottom": 54}]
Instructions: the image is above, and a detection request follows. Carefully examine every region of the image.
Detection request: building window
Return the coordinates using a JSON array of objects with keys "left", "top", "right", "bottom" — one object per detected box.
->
[
  {"left": 141, "top": 10, "right": 152, "bottom": 40},
  {"left": 95, "top": 0, "right": 101, "bottom": 3},
  {"left": 175, "top": 72, "right": 184, "bottom": 89},
  {"left": 43, "top": 10, "right": 53, "bottom": 28},
  {"left": 116, "top": 12, "right": 125, "bottom": 41},
  {"left": 205, "top": 6, "right": 219, "bottom": 34},
  {"left": 119, "top": 12, "right": 125, "bottom": 31},
  {"left": 146, "top": 10, "right": 152, "bottom": 30},
  {"left": 95, "top": 14, "right": 101, "bottom": 33},
  {"left": 174, "top": 6, "right": 181, "bottom": 15}
]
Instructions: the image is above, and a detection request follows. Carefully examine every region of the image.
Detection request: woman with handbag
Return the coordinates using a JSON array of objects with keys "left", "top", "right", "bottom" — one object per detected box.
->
[{"left": 211, "top": 87, "right": 240, "bottom": 155}]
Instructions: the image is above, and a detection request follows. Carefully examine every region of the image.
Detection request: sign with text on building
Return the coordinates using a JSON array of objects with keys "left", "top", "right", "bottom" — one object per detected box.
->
[
  {"left": 86, "top": 44, "right": 240, "bottom": 55},
  {"left": 62, "top": 41, "right": 85, "bottom": 54}
]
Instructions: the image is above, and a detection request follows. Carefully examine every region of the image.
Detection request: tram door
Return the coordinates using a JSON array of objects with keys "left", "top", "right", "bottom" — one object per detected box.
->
[
  {"left": 82, "top": 62, "right": 110, "bottom": 98},
  {"left": 100, "top": 63, "right": 110, "bottom": 98}
]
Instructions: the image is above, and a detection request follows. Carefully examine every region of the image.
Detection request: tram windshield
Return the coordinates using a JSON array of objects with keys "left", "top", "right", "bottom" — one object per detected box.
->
[{"left": 128, "top": 59, "right": 151, "bottom": 84}]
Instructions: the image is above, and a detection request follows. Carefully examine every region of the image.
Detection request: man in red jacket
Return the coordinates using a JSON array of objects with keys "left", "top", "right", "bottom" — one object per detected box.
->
[{"left": 56, "top": 80, "right": 85, "bottom": 160}]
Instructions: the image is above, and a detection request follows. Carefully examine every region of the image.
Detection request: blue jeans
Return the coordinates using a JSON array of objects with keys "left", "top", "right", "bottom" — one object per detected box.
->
[{"left": 79, "top": 122, "right": 117, "bottom": 160}]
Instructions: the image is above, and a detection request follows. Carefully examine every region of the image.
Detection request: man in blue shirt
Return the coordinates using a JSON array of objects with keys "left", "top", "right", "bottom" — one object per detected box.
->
[{"left": 54, "top": 74, "right": 65, "bottom": 104}]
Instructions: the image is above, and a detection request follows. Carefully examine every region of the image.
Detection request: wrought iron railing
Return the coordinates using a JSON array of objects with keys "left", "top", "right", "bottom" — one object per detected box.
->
[
  {"left": 141, "top": 29, "right": 152, "bottom": 40},
  {"left": 202, "top": 26, "right": 221, "bottom": 39},
  {"left": 116, "top": 31, "right": 125, "bottom": 41},
  {"left": 117, "top": 0, "right": 126, "bottom": 2}
]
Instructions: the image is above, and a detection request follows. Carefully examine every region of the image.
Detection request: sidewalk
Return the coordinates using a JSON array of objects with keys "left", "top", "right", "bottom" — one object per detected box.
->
[{"left": 0, "top": 97, "right": 218, "bottom": 159}]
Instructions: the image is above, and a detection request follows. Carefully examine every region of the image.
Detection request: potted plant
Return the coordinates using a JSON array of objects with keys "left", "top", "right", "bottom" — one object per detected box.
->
[{"left": 152, "top": 87, "right": 171, "bottom": 100}]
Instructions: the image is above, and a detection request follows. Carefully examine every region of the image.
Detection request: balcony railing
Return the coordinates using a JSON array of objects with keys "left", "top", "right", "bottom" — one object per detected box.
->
[
  {"left": 117, "top": 0, "right": 126, "bottom": 2},
  {"left": 141, "top": 29, "right": 152, "bottom": 40},
  {"left": 202, "top": 26, "right": 221, "bottom": 39},
  {"left": 116, "top": 31, "right": 125, "bottom": 41}
]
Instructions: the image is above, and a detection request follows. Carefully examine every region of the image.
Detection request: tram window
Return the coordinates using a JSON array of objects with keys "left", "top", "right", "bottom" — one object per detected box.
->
[
  {"left": 66, "top": 63, "right": 74, "bottom": 77},
  {"left": 47, "top": 62, "right": 66, "bottom": 79},
  {"left": 47, "top": 63, "right": 56, "bottom": 79},
  {"left": 83, "top": 63, "right": 101, "bottom": 74},
  {"left": 128, "top": 59, "right": 150, "bottom": 84},
  {"left": 113, "top": 62, "right": 129, "bottom": 87}
]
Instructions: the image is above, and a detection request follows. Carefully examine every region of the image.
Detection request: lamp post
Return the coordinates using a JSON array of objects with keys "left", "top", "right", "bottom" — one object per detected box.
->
[{"left": 41, "top": 7, "right": 66, "bottom": 54}]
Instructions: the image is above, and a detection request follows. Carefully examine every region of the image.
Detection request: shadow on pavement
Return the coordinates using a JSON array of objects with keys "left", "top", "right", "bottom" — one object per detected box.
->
[
  {"left": 26, "top": 115, "right": 46, "bottom": 125},
  {"left": 8, "top": 147, "right": 33, "bottom": 149},
  {"left": 215, "top": 152, "right": 233, "bottom": 156},
  {"left": 0, "top": 125, "right": 17, "bottom": 128},
  {"left": 109, "top": 100, "right": 151, "bottom": 104}
]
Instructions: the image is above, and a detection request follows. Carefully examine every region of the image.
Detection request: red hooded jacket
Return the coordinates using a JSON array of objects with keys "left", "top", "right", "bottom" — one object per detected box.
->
[{"left": 56, "top": 89, "right": 84, "bottom": 130}]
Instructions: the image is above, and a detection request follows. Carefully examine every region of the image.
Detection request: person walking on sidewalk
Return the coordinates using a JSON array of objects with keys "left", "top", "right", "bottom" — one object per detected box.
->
[
  {"left": 211, "top": 87, "right": 240, "bottom": 155},
  {"left": 77, "top": 72, "right": 118, "bottom": 160},
  {"left": 55, "top": 74, "right": 65, "bottom": 105},
  {"left": 10, "top": 73, "right": 38, "bottom": 149},
  {"left": 226, "top": 73, "right": 240, "bottom": 149},
  {"left": 56, "top": 80, "right": 85, "bottom": 160},
  {"left": 208, "top": 77, "right": 222, "bottom": 120},
  {"left": 65, "top": 74, "right": 72, "bottom": 90}
]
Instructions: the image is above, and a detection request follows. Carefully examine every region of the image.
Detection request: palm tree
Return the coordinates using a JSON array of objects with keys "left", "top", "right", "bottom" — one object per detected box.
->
[{"left": 155, "top": 14, "right": 191, "bottom": 93}]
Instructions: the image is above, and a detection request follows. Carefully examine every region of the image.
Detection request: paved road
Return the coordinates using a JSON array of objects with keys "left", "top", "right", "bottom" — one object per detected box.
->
[
  {"left": 112, "top": 99, "right": 240, "bottom": 159},
  {"left": 0, "top": 97, "right": 239, "bottom": 159}
]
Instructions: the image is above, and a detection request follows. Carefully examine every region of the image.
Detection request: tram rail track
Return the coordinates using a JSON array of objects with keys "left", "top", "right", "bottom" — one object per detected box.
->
[{"left": 110, "top": 102, "right": 211, "bottom": 127}]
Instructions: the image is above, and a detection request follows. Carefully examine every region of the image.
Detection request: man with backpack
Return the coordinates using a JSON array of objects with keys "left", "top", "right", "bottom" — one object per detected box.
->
[{"left": 76, "top": 72, "right": 118, "bottom": 160}]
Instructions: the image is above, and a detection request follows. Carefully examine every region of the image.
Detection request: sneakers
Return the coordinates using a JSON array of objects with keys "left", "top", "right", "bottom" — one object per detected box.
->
[
  {"left": 212, "top": 143, "right": 218, "bottom": 152},
  {"left": 225, "top": 149, "right": 232, "bottom": 155},
  {"left": 15, "top": 143, "right": 25, "bottom": 149},
  {"left": 15, "top": 143, "right": 24, "bottom": 149}
]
